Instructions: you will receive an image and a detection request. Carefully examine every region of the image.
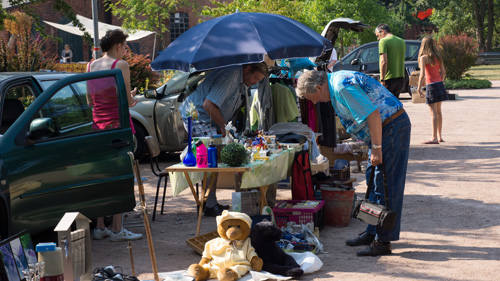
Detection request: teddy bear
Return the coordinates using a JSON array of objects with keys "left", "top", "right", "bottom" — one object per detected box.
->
[
  {"left": 188, "top": 210, "right": 263, "bottom": 281},
  {"left": 249, "top": 220, "right": 304, "bottom": 277}
]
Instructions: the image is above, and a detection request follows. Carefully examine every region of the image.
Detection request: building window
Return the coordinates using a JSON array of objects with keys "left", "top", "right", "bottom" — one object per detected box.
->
[{"left": 170, "top": 12, "right": 189, "bottom": 42}]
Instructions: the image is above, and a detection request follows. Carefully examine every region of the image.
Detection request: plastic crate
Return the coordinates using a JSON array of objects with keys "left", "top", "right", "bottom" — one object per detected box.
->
[{"left": 272, "top": 200, "right": 325, "bottom": 229}]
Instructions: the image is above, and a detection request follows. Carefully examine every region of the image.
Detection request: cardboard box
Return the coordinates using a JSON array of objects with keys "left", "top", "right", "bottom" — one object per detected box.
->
[
  {"left": 232, "top": 190, "right": 261, "bottom": 216},
  {"left": 311, "top": 160, "right": 329, "bottom": 176},
  {"left": 409, "top": 70, "right": 420, "bottom": 86}
]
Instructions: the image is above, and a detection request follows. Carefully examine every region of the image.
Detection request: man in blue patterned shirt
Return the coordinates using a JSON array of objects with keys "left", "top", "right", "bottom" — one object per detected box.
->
[
  {"left": 179, "top": 62, "right": 268, "bottom": 216},
  {"left": 296, "top": 70, "right": 411, "bottom": 257}
]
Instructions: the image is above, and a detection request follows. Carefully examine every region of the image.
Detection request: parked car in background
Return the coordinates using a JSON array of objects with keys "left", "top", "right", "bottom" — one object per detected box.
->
[
  {"left": 330, "top": 40, "right": 421, "bottom": 96},
  {"left": 130, "top": 71, "right": 211, "bottom": 159},
  {"left": 0, "top": 70, "right": 137, "bottom": 238}
]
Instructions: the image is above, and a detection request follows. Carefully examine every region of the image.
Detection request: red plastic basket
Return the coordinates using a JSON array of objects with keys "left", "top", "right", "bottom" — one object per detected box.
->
[{"left": 272, "top": 200, "right": 325, "bottom": 229}]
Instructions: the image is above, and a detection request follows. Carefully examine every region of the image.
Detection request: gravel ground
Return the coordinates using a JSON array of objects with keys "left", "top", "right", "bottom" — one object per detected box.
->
[{"left": 90, "top": 81, "right": 500, "bottom": 281}]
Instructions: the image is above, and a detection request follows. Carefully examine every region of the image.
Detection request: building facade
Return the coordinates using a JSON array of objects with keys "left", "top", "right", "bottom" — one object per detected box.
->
[{"left": 2, "top": 0, "right": 218, "bottom": 62}]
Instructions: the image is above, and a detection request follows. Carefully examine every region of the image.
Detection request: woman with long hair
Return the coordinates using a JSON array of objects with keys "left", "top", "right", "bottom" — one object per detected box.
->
[
  {"left": 417, "top": 36, "right": 448, "bottom": 144},
  {"left": 87, "top": 29, "right": 142, "bottom": 242}
]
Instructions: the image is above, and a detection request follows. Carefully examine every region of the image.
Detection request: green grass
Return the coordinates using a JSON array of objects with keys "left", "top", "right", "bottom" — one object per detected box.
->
[{"left": 465, "top": 65, "right": 500, "bottom": 80}]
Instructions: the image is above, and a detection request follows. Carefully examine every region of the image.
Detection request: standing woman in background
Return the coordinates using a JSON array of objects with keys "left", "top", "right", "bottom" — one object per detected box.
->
[
  {"left": 87, "top": 29, "right": 142, "bottom": 242},
  {"left": 61, "top": 44, "right": 73, "bottom": 63},
  {"left": 417, "top": 36, "right": 448, "bottom": 144}
]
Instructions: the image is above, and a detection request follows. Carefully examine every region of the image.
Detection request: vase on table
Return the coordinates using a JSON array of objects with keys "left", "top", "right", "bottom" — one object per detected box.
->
[{"left": 183, "top": 116, "right": 197, "bottom": 166}]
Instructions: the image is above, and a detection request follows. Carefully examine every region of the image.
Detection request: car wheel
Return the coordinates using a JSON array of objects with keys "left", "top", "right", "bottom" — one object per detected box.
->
[{"left": 133, "top": 122, "right": 147, "bottom": 161}]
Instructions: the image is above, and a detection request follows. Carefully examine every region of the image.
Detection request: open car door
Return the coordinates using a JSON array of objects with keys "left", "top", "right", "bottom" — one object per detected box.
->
[
  {"left": 315, "top": 18, "right": 371, "bottom": 70},
  {"left": 1, "top": 69, "right": 136, "bottom": 234}
]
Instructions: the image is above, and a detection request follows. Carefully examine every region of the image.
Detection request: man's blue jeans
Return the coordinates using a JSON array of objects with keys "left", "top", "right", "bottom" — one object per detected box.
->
[{"left": 365, "top": 111, "right": 411, "bottom": 242}]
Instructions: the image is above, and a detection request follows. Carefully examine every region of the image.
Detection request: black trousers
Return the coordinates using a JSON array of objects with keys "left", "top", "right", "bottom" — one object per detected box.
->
[{"left": 385, "top": 77, "right": 405, "bottom": 98}]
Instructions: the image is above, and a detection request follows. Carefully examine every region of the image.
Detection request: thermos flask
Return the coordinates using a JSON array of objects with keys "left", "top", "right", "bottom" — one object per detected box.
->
[{"left": 208, "top": 141, "right": 218, "bottom": 168}]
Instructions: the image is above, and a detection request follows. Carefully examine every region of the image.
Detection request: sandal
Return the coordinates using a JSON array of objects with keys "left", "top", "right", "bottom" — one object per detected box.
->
[{"left": 422, "top": 140, "right": 439, "bottom": 144}]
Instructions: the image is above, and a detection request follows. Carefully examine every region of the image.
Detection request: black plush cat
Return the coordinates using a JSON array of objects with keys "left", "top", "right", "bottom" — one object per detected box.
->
[{"left": 250, "top": 220, "right": 304, "bottom": 277}]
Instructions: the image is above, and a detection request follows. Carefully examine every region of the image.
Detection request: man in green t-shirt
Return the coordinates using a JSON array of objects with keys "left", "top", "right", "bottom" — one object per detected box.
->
[{"left": 375, "top": 24, "right": 406, "bottom": 98}]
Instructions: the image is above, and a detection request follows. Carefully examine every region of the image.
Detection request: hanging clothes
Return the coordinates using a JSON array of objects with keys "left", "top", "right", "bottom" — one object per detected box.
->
[
  {"left": 271, "top": 82, "right": 300, "bottom": 124},
  {"left": 316, "top": 101, "right": 337, "bottom": 148}
]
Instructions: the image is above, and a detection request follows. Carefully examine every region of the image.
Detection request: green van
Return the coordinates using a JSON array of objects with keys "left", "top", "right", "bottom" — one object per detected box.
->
[{"left": 0, "top": 70, "right": 137, "bottom": 239}]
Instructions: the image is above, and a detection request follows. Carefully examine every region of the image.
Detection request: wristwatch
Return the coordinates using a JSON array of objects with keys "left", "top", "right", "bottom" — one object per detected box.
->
[{"left": 372, "top": 144, "right": 382, "bottom": 150}]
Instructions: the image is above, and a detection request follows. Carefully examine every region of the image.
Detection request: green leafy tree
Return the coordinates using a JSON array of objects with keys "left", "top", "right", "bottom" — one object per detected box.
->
[
  {"left": 2, "top": 0, "right": 91, "bottom": 43},
  {"left": 105, "top": 0, "right": 194, "bottom": 50},
  {"left": 202, "top": 0, "right": 398, "bottom": 59}
]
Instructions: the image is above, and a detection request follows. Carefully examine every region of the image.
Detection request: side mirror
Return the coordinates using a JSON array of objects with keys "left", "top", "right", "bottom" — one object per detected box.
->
[
  {"left": 144, "top": 89, "right": 159, "bottom": 99},
  {"left": 350, "top": 59, "right": 360, "bottom": 65},
  {"left": 28, "top": 118, "right": 56, "bottom": 140}
]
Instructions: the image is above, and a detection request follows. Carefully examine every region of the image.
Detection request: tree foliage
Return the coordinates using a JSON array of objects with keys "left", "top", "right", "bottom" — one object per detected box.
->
[
  {"left": 2, "top": 0, "right": 91, "bottom": 43},
  {"left": 202, "top": 0, "right": 398, "bottom": 58},
  {"left": 105, "top": 0, "right": 194, "bottom": 50}
]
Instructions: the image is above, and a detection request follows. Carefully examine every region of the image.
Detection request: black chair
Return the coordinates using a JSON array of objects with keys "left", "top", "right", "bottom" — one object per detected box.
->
[{"left": 145, "top": 136, "right": 169, "bottom": 221}]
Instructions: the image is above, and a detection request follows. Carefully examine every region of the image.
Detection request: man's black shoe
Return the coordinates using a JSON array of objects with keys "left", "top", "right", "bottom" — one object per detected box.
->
[
  {"left": 346, "top": 232, "right": 375, "bottom": 246},
  {"left": 217, "top": 203, "right": 230, "bottom": 210},
  {"left": 204, "top": 204, "right": 223, "bottom": 217},
  {"left": 356, "top": 241, "right": 392, "bottom": 256}
]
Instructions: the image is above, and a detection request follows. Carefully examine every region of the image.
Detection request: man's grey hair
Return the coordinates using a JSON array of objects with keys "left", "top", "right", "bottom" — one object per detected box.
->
[
  {"left": 296, "top": 70, "right": 328, "bottom": 98},
  {"left": 376, "top": 24, "right": 390, "bottom": 33}
]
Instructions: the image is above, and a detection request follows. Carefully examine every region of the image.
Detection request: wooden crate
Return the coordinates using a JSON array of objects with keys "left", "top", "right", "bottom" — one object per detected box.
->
[{"left": 186, "top": 231, "right": 219, "bottom": 255}]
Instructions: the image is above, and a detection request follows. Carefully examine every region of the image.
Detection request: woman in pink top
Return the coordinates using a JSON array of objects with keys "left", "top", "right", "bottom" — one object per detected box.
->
[
  {"left": 87, "top": 29, "right": 142, "bottom": 242},
  {"left": 417, "top": 36, "right": 448, "bottom": 144}
]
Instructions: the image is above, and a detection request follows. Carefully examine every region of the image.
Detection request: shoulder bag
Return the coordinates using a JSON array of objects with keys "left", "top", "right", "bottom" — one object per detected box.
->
[{"left": 352, "top": 164, "right": 397, "bottom": 231}]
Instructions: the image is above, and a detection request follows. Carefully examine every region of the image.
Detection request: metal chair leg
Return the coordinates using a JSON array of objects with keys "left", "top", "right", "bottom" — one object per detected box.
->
[
  {"left": 160, "top": 175, "right": 167, "bottom": 215},
  {"left": 152, "top": 177, "right": 162, "bottom": 221}
]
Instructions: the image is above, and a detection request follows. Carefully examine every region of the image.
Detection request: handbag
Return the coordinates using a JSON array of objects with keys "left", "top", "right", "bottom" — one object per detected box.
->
[{"left": 352, "top": 164, "right": 398, "bottom": 231}]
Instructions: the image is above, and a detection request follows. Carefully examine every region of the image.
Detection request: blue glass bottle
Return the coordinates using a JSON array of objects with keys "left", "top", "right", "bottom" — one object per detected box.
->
[{"left": 183, "top": 116, "right": 196, "bottom": 166}]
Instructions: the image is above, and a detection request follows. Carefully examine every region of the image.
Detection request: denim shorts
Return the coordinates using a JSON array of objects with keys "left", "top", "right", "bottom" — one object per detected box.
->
[{"left": 426, "top": 81, "right": 448, "bottom": 104}]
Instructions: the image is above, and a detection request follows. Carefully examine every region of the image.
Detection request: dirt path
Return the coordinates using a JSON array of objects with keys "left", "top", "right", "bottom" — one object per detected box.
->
[{"left": 91, "top": 81, "right": 500, "bottom": 280}]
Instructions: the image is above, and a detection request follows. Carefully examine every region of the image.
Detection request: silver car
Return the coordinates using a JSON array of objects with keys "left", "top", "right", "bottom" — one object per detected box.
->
[{"left": 130, "top": 71, "right": 210, "bottom": 159}]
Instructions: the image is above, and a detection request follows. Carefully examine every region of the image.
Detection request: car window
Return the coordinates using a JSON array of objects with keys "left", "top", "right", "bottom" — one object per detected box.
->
[
  {"left": 341, "top": 51, "right": 356, "bottom": 67},
  {"left": 1, "top": 84, "right": 36, "bottom": 134},
  {"left": 159, "top": 71, "right": 190, "bottom": 96},
  {"left": 359, "top": 46, "right": 379, "bottom": 63},
  {"left": 406, "top": 43, "right": 420, "bottom": 60},
  {"left": 36, "top": 78, "right": 120, "bottom": 140}
]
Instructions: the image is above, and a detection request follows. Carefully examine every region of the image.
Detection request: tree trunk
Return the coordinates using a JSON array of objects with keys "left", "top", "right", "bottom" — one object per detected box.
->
[
  {"left": 471, "top": 0, "right": 486, "bottom": 52},
  {"left": 486, "top": 0, "right": 493, "bottom": 52}
]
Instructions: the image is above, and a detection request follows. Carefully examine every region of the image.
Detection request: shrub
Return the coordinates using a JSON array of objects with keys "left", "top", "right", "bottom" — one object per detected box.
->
[
  {"left": 0, "top": 35, "right": 57, "bottom": 72},
  {"left": 438, "top": 34, "right": 478, "bottom": 80},
  {"left": 123, "top": 49, "right": 160, "bottom": 94},
  {"left": 444, "top": 78, "right": 492, "bottom": 89}
]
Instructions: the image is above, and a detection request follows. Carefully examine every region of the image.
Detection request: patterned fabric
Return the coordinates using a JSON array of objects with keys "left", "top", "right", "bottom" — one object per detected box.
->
[
  {"left": 179, "top": 65, "right": 246, "bottom": 125},
  {"left": 328, "top": 71, "right": 403, "bottom": 143},
  {"left": 181, "top": 118, "right": 218, "bottom": 137}
]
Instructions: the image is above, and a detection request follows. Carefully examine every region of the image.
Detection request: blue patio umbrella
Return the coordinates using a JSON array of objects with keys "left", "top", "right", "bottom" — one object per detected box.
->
[{"left": 151, "top": 11, "right": 332, "bottom": 72}]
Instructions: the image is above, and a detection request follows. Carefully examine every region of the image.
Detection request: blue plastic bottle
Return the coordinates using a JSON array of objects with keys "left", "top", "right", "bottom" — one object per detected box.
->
[{"left": 208, "top": 141, "right": 218, "bottom": 168}]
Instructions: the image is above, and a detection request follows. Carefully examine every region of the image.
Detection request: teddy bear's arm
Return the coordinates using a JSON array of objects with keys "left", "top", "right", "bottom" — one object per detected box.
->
[
  {"left": 251, "top": 256, "right": 263, "bottom": 271},
  {"left": 199, "top": 257, "right": 210, "bottom": 266}
]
